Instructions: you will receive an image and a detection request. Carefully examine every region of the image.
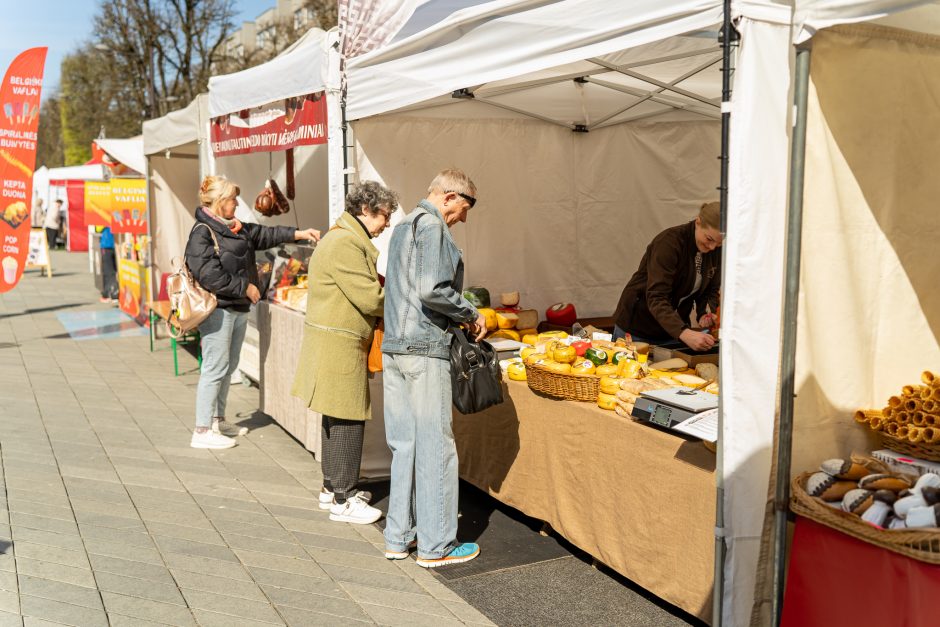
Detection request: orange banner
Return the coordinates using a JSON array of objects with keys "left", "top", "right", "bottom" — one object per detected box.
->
[
  {"left": 110, "top": 178, "right": 147, "bottom": 234},
  {"left": 84, "top": 181, "right": 112, "bottom": 226},
  {"left": 0, "top": 47, "right": 46, "bottom": 292}
]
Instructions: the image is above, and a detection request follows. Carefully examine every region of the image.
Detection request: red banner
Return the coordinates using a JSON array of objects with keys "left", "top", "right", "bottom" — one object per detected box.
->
[
  {"left": 210, "top": 92, "right": 327, "bottom": 157},
  {"left": 0, "top": 47, "right": 46, "bottom": 292}
]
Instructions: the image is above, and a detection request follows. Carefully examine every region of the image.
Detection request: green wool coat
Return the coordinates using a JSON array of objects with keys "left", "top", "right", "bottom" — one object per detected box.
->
[{"left": 290, "top": 212, "right": 384, "bottom": 420}]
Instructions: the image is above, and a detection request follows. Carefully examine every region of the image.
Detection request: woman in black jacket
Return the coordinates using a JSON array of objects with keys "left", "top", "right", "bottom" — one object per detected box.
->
[{"left": 185, "top": 175, "right": 319, "bottom": 449}]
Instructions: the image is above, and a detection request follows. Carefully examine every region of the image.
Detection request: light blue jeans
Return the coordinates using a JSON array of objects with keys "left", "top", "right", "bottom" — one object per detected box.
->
[
  {"left": 195, "top": 307, "right": 248, "bottom": 429},
  {"left": 383, "top": 353, "right": 459, "bottom": 559}
]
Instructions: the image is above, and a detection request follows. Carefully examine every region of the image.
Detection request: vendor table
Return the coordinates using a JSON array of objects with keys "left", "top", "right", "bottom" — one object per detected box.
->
[
  {"left": 781, "top": 516, "right": 940, "bottom": 627},
  {"left": 256, "top": 301, "right": 392, "bottom": 479},
  {"left": 453, "top": 380, "right": 716, "bottom": 621}
]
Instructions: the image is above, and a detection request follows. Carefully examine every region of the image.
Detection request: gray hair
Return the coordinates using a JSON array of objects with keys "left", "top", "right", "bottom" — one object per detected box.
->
[{"left": 345, "top": 181, "right": 399, "bottom": 217}]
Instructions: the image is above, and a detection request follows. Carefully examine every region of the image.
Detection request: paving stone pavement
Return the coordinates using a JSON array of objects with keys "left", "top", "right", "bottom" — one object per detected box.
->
[{"left": 0, "top": 251, "right": 495, "bottom": 627}]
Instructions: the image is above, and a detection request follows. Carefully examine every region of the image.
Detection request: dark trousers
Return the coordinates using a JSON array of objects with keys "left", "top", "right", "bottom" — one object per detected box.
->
[
  {"left": 100, "top": 248, "right": 118, "bottom": 299},
  {"left": 45, "top": 227, "right": 57, "bottom": 250},
  {"left": 321, "top": 415, "right": 365, "bottom": 504}
]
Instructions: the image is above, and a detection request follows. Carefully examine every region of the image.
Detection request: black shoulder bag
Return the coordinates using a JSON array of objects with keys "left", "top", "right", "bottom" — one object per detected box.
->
[{"left": 411, "top": 213, "right": 504, "bottom": 415}]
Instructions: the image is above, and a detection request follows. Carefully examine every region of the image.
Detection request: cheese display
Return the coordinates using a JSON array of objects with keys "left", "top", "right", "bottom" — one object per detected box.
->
[{"left": 496, "top": 311, "right": 519, "bottom": 329}]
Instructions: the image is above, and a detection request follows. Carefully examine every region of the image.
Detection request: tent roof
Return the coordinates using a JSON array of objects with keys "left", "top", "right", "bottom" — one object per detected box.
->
[
  {"left": 94, "top": 137, "right": 146, "bottom": 175},
  {"left": 346, "top": 0, "right": 940, "bottom": 123},
  {"left": 46, "top": 164, "right": 108, "bottom": 182},
  {"left": 208, "top": 28, "right": 331, "bottom": 117},
  {"left": 143, "top": 95, "right": 208, "bottom": 156}
]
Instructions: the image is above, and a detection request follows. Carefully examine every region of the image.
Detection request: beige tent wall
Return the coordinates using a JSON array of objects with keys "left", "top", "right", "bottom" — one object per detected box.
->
[
  {"left": 214, "top": 143, "right": 331, "bottom": 234},
  {"left": 792, "top": 24, "right": 940, "bottom": 475},
  {"left": 352, "top": 115, "right": 720, "bottom": 318},
  {"left": 149, "top": 149, "right": 201, "bottom": 291}
]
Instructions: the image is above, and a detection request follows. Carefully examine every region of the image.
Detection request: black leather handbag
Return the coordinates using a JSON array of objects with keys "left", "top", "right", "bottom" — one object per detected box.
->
[{"left": 449, "top": 327, "right": 504, "bottom": 414}]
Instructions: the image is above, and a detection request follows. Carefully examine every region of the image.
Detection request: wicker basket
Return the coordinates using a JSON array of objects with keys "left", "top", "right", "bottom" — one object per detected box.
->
[
  {"left": 525, "top": 364, "right": 599, "bottom": 401},
  {"left": 790, "top": 472, "right": 940, "bottom": 564},
  {"left": 880, "top": 434, "right": 940, "bottom": 463}
]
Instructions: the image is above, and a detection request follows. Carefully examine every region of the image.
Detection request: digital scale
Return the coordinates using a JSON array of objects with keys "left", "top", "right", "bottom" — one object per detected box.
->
[{"left": 631, "top": 387, "right": 718, "bottom": 429}]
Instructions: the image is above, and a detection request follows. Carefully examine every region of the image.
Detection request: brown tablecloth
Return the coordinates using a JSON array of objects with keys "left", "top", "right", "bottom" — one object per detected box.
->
[{"left": 453, "top": 380, "right": 716, "bottom": 622}]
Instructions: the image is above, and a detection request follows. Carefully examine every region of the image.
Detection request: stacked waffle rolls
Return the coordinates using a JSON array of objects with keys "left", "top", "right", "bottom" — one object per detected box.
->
[{"left": 855, "top": 371, "right": 940, "bottom": 444}]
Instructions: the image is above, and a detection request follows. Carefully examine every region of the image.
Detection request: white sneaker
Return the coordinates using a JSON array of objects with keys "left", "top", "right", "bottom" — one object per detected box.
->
[
  {"left": 329, "top": 498, "right": 382, "bottom": 524},
  {"left": 212, "top": 418, "right": 248, "bottom": 437},
  {"left": 319, "top": 489, "right": 372, "bottom": 510},
  {"left": 191, "top": 430, "right": 237, "bottom": 449}
]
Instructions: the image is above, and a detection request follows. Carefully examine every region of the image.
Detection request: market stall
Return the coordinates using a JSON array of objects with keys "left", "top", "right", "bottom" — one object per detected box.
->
[
  {"left": 45, "top": 164, "right": 109, "bottom": 253},
  {"left": 342, "top": 2, "right": 790, "bottom": 623},
  {"left": 205, "top": 26, "right": 390, "bottom": 474}
]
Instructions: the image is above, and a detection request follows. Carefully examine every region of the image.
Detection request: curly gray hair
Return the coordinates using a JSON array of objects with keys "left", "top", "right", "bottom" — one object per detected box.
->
[{"left": 345, "top": 180, "right": 400, "bottom": 218}]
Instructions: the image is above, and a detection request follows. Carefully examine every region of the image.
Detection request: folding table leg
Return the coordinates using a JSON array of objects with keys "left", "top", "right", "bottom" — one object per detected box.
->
[
  {"left": 172, "top": 336, "right": 179, "bottom": 377},
  {"left": 149, "top": 309, "right": 155, "bottom": 352}
]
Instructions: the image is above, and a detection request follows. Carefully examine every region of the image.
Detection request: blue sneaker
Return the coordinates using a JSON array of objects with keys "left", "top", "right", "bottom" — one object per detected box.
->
[{"left": 416, "top": 542, "right": 480, "bottom": 568}]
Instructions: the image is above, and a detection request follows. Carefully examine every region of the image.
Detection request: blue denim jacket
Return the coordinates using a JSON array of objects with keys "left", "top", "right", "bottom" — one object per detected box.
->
[{"left": 382, "top": 200, "right": 478, "bottom": 359}]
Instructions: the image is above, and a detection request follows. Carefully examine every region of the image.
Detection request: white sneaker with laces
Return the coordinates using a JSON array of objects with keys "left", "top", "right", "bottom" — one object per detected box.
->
[
  {"left": 191, "top": 430, "right": 236, "bottom": 449},
  {"left": 213, "top": 418, "right": 248, "bottom": 437},
  {"left": 319, "top": 489, "right": 372, "bottom": 510},
  {"left": 329, "top": 498, "right": 382, "bottom": 524}
]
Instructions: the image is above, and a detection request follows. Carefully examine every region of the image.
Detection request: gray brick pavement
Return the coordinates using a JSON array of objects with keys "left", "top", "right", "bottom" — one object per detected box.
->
[{"left": 0, "top": 251, "right": 494, "bottom": 627}]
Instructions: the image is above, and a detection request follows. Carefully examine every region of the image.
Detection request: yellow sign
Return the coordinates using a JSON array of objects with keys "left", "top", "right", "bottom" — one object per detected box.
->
[
  {"left": 84, "top": 181, "right": 112, "bottom": 226},
  {"left": 110, "top": 178, "right": 148, "bottom": 234},
  {"left": 118, "top": 257, "right": 142, "bottom": 319}
]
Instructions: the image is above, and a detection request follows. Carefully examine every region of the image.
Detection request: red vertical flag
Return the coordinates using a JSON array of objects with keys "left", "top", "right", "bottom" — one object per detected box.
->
[{"left": 0, "top": 47, "right": 47, "bottom": 292}]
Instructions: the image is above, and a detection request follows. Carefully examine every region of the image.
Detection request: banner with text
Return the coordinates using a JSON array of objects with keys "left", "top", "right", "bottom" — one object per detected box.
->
[
  {"left": 110, "top": 178, "right": 147, "bottom": 235},
  {"left": 84, "top": 180, "right": 112, "bottom": 226},
  {"left": 0, "top": 47, "right": 46, "bottom": 292},
  {"left": 210, "top": 92, "right": 327, "bottom": 157}
]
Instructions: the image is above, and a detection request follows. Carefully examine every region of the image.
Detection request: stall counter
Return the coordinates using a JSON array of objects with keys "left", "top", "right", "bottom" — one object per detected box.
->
[
  {"left": 454, "top": 380, "right": 716, "bottom": 622},
  {"left": 256, "top": 300, "right": 392, "bottom": 479}
]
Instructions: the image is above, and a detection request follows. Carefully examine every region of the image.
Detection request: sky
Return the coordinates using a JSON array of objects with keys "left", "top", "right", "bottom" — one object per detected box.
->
[{"left": 0, "top": 0, "right": 274, "bottom": 99}]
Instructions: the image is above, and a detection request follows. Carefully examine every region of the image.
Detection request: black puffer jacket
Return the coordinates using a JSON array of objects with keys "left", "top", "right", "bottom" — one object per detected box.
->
[{"left": 184, "top": 207, "right": 296, "bottom": 311}]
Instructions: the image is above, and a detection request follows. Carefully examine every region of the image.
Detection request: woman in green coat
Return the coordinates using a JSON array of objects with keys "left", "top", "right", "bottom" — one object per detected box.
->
[{"left": 291, "top": 181, "right": 399, "bottom": 525}]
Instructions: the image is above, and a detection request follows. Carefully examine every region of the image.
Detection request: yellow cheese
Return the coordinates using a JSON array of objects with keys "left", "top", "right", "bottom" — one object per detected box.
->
[
  {"left": 521, "top": 332, "right": 539, "bottom": 346},
  {"left": 545, "top": 361, "right": 572, "bottom": 374},
  {"left": 595, "top": 364, "right": 619, "bottom": 377},
  {"left": 552, "top": 345, "right": 577, "bottom": 364},
  {"left": 538, "top": 331, "right": 568, "bottom": 342},
  {"left": 520, "top": 347, "right": 537, "bottom": 360},
  {"left": 571, "top": 360, "right": 596, "bottom": 375},
  {"left": 524, "top": 352, "right": 549, "bottom": 365},
  {"left": 597, "top": 392, "right": 617, "bottom": 411},
  {"left": 488, "top": 329, "right": 521, "bottom": 342},
  {"left": 507, "top": 362, "right": 527, "bottom": 381},
  {"left": 618, "top": 359, "right": 642, "bottom": 379},
  {"left": 599, "top": 375, "right": 625, "bottom": 395},
  {"left": 478, "top": 308, "right": 498, "bottom": 331},
  {"left": 496, "top": 311, "right": 519, "bottom": 329}
]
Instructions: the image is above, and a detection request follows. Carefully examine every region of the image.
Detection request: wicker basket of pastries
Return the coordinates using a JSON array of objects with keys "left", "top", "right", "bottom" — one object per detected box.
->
[{"left": 855, "top": 371, "right": 940, "bottom": 462}]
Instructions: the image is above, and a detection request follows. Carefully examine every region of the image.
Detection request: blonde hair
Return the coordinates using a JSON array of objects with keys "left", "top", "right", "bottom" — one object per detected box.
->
[
  {"left": 698, "top": 201, "right": 720, "bottom": 230},
  {"left": 199, "top": 175, "right": 240, "bottom": 211},
  {"left": 427, "top": 168, "right": 476, "bottom": 196}
]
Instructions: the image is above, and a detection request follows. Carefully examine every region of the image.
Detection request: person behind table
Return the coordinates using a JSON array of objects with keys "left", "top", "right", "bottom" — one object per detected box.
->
[
  {"left": 291, "top": 180, "right": 399, "bottom": 525},
  {"left": 381, "top": 168, "right": 487, "bottom": 567},
  {"left": 99, "top": 226, "right": 119, "bottom": 303},
  {"left": 44, "top": 199, "right": 63, "bottom": 250},
  {"left": 185, "top": 175, "right": 320, "bottom": 450},
  {"left": 612, "top": 201, "right": 722, "bottom": 352}
]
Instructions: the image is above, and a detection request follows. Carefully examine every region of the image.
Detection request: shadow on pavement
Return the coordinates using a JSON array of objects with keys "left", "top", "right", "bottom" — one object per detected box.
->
[{"left": 0, "top": 302, "right": 86, "bottom": 320}]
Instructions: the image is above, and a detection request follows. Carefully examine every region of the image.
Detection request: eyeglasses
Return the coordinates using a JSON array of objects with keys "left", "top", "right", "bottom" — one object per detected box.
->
[{"left": 446, "top": 190, "right": 476, "bottom": 209}]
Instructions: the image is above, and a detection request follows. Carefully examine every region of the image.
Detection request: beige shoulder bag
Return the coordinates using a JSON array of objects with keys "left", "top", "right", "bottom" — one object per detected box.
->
[{"left": 166, "top": 223, "right": 219, "bottom": 338}]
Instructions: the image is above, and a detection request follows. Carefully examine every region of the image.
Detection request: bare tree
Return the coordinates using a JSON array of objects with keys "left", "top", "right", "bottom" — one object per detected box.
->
[{"left": 93, "top": 0, "right": 237, "bottom": 119}]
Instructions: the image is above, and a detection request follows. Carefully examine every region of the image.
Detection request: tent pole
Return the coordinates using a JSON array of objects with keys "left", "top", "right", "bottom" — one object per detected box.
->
[
  {"left": 771, "top": 45, "right": 812, "bottom": 627},
  {"left": 713, "top": 1, "right": 736, "bottom": 625}
]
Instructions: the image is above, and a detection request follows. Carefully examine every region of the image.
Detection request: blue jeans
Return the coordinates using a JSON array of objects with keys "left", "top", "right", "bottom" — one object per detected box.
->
[
  {"left": 382, "top": 353, "right": 459, "bottom": 559},
  {"left": 195, "top": 307, "right": 248, "bottom": 428}
]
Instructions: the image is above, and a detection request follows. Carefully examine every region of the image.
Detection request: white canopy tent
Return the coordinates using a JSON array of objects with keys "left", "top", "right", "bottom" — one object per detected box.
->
[
  {"left": 142, "top": 94, "right": 211, "bottom": 289},
  {"left": 94, "top": 137, "right": 146, "bottom": 177},
  {"left": 342, "top": 1, "right": 940, "bottom": 624},
  {"left": 207, "top": 27, "right": 340, "bottom": 231}
]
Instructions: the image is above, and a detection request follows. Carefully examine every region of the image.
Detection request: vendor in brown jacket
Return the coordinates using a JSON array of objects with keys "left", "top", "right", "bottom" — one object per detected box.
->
[{"left": 612, "top": 202, "right": 722, "bottom": 352}]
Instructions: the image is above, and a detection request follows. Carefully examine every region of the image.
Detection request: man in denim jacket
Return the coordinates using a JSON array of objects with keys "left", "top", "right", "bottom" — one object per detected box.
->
[{"left": 381, "top": 169, "right": 487, "bottom": 568}]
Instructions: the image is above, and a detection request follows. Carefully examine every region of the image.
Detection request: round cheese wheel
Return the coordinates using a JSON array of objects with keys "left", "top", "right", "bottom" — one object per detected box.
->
[
  {"left": 597, "top": 392, "right": 617, "bottom": 410},
  {"left": 553, "top": 345, "right": 577, "bottom": 364},
  {"left": 500, "top": 292, "right": 520, "bottom": 307},
  {"left": 507, "top": 362, "right": 527, "bottom": 381},
  {"left": 546, "top": 302, "right": 577, "bottom": 327}
]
